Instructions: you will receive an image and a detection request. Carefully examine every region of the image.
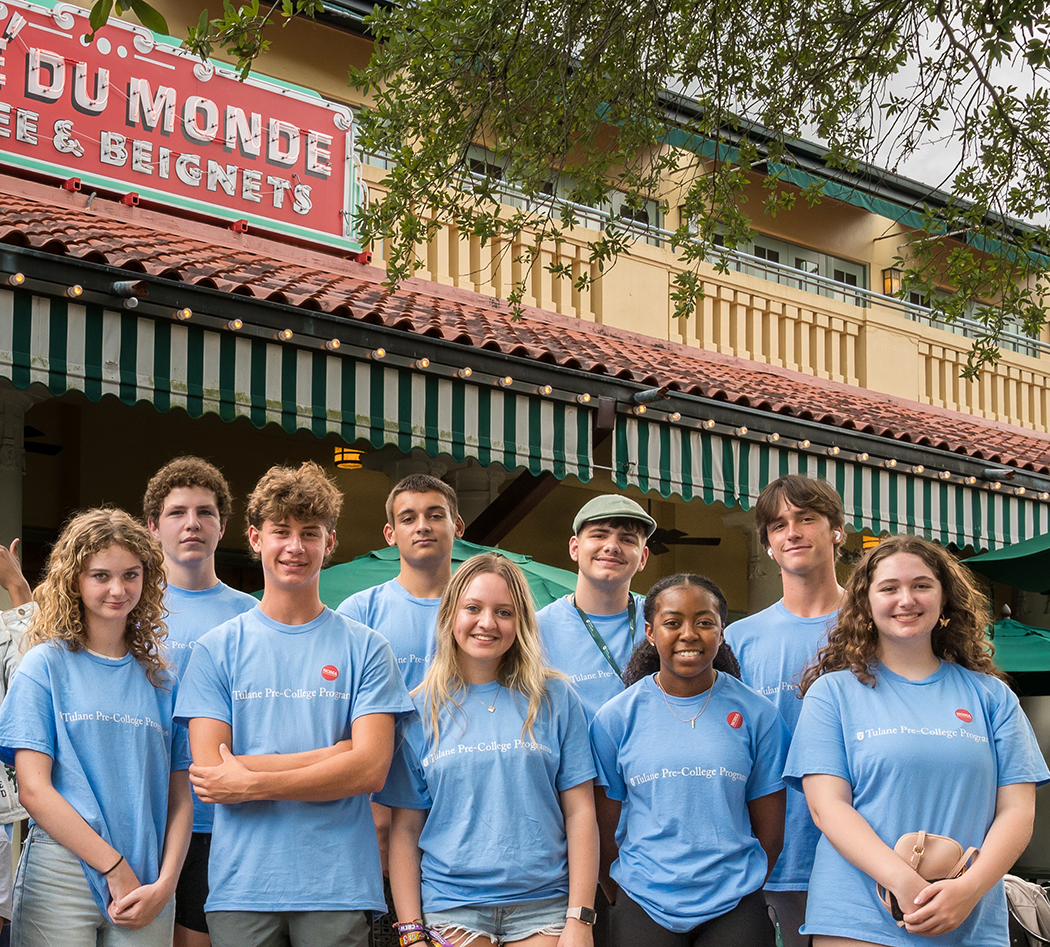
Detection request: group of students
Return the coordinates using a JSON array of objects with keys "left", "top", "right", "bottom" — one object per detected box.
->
[{"left": 0, "top": 458, "right": 1045, "bottom": 947}]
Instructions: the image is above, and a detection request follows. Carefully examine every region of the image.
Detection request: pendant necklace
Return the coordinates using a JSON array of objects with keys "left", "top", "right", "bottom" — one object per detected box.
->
[
  {"left": 654, "top": 671, "right": 717, "bottom": 729},
  {"left": 471, "top": 683, "right": 501, "bottom": 713}
]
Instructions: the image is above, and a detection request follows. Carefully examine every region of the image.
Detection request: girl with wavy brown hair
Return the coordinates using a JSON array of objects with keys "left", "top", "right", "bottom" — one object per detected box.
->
[
  {"left": 0, "top": 508, "right": 192, "bottom": 946},
  {"left": 786, "top": 535, "right": 1049, "bottom": 947}
]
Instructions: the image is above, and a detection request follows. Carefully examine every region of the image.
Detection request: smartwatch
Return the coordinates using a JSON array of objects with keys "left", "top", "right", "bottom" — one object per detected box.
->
[{"left": 566, "top": 906, "right": 597, "bottom": 925}]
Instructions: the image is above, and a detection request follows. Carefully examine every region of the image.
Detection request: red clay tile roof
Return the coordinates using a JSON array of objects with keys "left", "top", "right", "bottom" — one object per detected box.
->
[{"left": 4, "top": 174, "right": 1050, "bottom": 474}]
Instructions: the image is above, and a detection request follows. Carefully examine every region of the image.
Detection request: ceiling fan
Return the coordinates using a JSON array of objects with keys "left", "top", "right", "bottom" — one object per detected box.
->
[{"left": 647, "top": 528, "right": 721, "bottom": 556}]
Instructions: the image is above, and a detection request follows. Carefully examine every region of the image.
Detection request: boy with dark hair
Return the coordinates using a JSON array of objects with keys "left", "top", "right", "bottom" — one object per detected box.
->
[
  {"left": 537, "top": 494, "right": 655, "bottom": 722},
  {"left": 339, "top": 474, "right": 464, "bottom": 691},
  {"left": 175, "top": 461, "right": 413, "bottom": 947},
  {"left": 144, "top": 456, "right": 257, "bottom": 947},
  {"left": 726, "top": 474, "right": 846, "bottom": 947}
]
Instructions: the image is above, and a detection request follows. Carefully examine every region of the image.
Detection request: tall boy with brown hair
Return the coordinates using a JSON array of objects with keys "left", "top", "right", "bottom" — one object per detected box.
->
[
  {"left": 144, "top": 456, "right": 257, "bottom": 947},
  {"left": 337, "top": 473, "right": 464, "bottom": 691},
  {"left": 175, "top": 461, "right": 413, "bottom": 947},
  {"left": 725, "top": 474, "right": 846, "bottom": 947}
]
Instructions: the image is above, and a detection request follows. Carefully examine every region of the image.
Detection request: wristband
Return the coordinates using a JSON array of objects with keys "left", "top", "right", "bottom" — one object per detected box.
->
[
  {"left": 393, "top": 920, "right": 428, "bottom": 947},
  {"left": 102, "top": 854, "right": 124, "bottom": 876}
]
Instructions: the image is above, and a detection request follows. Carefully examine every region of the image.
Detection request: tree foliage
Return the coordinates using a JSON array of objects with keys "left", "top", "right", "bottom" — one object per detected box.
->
[{"left": 345, "top": 0, "right": 1050, "bottom": 376}]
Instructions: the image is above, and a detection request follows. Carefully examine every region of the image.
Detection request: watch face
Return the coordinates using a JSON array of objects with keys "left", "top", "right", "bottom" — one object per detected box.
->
[{"left": 569, "top": 907, "right": 597, "bottom": 925}]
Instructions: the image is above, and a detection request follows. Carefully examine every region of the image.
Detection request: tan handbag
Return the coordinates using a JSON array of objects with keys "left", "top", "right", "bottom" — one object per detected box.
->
[{"left": 877, "top": 831, "right": 979, "bottom": 923}]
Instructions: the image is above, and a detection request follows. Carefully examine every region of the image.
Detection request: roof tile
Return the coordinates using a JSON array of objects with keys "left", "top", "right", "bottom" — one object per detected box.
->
[{"left": 4, "top": 181, "right": 1050, "bottom": 473}]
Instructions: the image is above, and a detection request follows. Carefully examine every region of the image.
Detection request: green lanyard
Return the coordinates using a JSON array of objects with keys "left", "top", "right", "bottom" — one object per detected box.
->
[{"left": 572, "top": 595, "right": 637, "bottom": 680}]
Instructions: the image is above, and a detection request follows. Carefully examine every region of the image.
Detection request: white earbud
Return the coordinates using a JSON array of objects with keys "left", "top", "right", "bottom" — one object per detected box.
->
[
  {"left": 767, "top": 548, "right": 774, "bottom": 559},
  {"left": 833, "top": 530, "right": 842, "bottom": 542}
]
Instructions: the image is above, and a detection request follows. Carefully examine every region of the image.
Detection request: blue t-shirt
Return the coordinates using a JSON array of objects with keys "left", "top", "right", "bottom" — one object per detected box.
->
[
  {"left": 784, "top": 662, "right": 1050, "bottom": 946},
  {"left": 726, "top": 600, "right": 836, "bottom": 890},
  {"left": 175, "top": 607, "right": 414, "bottom": 913},
  {"left": 375, "top": 677, "right": 596, "bottom": 911},
  {"left": 0, "top": 642, "right": 190, "bottom": 914},
  {"left": 164, "top": 582, "right": 257, "bottom": 833},
  {"left": 337, "top": 579, "right": 439, "bottom": 692},
  {"left": 537, "top": 593, "right": 646, "bottom": 722},
  {"left": 590, "top": 672, "right": 789, "bottom": 932}
]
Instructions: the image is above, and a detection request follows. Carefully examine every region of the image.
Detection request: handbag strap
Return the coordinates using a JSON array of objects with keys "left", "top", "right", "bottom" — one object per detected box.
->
[{"left": 947, "top": 847, "right": 979, "bottom": 879}]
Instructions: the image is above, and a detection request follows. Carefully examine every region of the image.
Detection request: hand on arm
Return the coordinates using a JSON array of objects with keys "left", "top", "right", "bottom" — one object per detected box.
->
[
  {"left": 388, "top": 806, "right": 425, "bottom": 923},
  {"left": 594, "top": 786, "right": 622, "bottom": 904},
  {"left": 902, "top": 782, "right": 1037, "bottom": 936},
  {"left": 109, "top": 770, "right": 192, "bottom": 929},
  {"left": 802, "top": 774, "right": 928, "bottom": 918},
  {"left": 747, "top": 789, "right": 785, "bottom": 882},
  {"left": 15, "top": 750, "right": 142, "bottom": 900},
  {"left": 559, "top": 781, "right": 598, "bottom": 947},
  {"left": 189, "top": 714, "right": 394, "bottom": 803},
  {"left": 0, "top": 540, "right": 31, "bottom": 608}
]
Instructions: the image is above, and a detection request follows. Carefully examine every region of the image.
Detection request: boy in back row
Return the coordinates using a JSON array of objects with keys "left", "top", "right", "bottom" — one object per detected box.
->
[
  {"left": 726, "top": 474, "right": 846, "bottom": 947},
  {"left": 143, "top": 458, "right": 257, "bottom": 947}
]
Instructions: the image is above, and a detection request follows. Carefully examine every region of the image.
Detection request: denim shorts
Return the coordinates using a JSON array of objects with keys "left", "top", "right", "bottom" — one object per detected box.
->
[
  {"left": 12, "top": 825, "right": 175, "bottom": 947},
  {"left": 424, "top": 895, "right": 568, "bottom": 945}
]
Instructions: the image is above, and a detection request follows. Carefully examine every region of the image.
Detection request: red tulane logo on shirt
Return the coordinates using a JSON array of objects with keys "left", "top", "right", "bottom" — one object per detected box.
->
[
  {"left": 955, "top": 708, "right": 973, "bottom": 723},
  {"left": 726, "top": 711, "right": 743, "bottom": 729},
  {"left": 321, "top": 665, "right": 339, "bottom": 681}
]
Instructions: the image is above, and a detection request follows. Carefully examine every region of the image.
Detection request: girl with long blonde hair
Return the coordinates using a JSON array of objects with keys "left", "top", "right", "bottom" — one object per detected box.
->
[
  {"left": 379, "top": 553, "right": 599, "bottom": 947},
  {"left": 0, "top": 508, "right": 193, "bottom": 946}
]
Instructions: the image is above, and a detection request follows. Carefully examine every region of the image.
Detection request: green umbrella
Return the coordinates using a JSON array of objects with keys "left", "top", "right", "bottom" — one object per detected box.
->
[
  {"left": 991, "top": 618, "right": 1050, "bottom": 673},
  {"left": 317, "top": 538, "right": 577, "bottom": 611},
  {"left": 966, "top": 534, "right": 1050, "bottom": 594}
]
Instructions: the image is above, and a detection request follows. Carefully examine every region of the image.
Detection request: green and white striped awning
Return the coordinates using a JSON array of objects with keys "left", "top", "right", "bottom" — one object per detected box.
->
[
  {"left": 614, "top": 416, "right": 1049, "bottom": 551},
  {"left": 1, "top": 291, "right": 592, "bottom": 480}
]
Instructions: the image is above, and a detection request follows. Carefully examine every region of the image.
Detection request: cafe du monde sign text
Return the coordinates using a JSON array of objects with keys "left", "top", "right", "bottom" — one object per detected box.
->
[{"left": 0, "top": 0, "right": 363, "bottom": 250}]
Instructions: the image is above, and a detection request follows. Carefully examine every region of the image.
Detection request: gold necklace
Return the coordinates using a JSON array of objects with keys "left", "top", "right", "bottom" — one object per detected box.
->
[
  {"left": 654, "top": 671, "right": 717, "bottom": 728},
  {"left": 470, "top": 683, "right": 501, "bottom": 713}
]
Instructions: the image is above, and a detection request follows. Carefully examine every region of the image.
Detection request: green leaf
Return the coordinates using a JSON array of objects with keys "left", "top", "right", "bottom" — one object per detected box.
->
[
  {"left": 87, "top": 0, "right": 113, "bottom": 35},
  {"left": 129, "top": 0, "right": 168, "bottom": 34}
]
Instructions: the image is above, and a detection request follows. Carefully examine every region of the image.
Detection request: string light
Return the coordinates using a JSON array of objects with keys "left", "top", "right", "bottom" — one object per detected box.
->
[
  {"left": 734, "top": 426, "right": 748, "bottom": 437},
  {"left": 536, "top": 385, "right": 553, "bottom": 396},
  {"left": 576, "top": 393, "right": 592, "bottom": 404},
  {"left": 66, "top": 285, "right": 83, "bottom": 298},
  {"left": 912, "top": 465, "right": 924, "bottom": 474},
  {"left": 938, "top": 470, "right": 951, "bottom": 480},
  {"left": 174, "top": 307, "right": 192, "bottom": 321},
  {"left": 965, "top": 476, "right": 977, "bottom": 485},
  {"left": 325, "top": 339, "right": 341, "bottom": 351},
  {"left": 369, "top": 348, "right": 386, "bottom": 360},
  {"left": 856, "top": 452, "right": 869, "bottom": 462},
  {"left": 766, "top": 433, "right": 780, "bottom": 443},
  {"left": 668, "top": 412, "right": 681, "bottom": 422},
  {"left": 701, "top": 419, "right": 716, "bottom": 429},
  {"left": 883, "top": 459, "right": 897, "bottom": 468},
  {"left": 497, "top": 376, "right": 513, "bottom": 388},
  {"left": 5, "top": 273, "right": 25, "bottom": 286},
  {"left": 633, "top": 405, "right": 647, "bottom": 415},
  {"left": 826, "top": 446, "right": 840, "bottom": 456},
  {"left": 797, "top": 439, "right": 811, "bottom": 449},
  {"left": 226, "top": 319, "right": 243, "bottom": 330},
  {"left": 457, "top": 367, "right": 473, "bottom": 379},
  {"left": 275, "top": 329, "right": 293, "bottom": 341},
  {"left": 414, "top": 358, "right": 430, "bottom": 369}
]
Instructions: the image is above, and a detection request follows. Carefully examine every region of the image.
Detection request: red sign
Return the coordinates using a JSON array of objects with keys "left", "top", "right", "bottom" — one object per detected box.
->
[
  {"left": 321, "top": 665, "right": 339, "bottom": 681},
  {"left": 726, "top": 711, "right": 743, "bottom": 729},
  {"left": 0, "top": 0, "right": 363, "bottom": 250}
]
